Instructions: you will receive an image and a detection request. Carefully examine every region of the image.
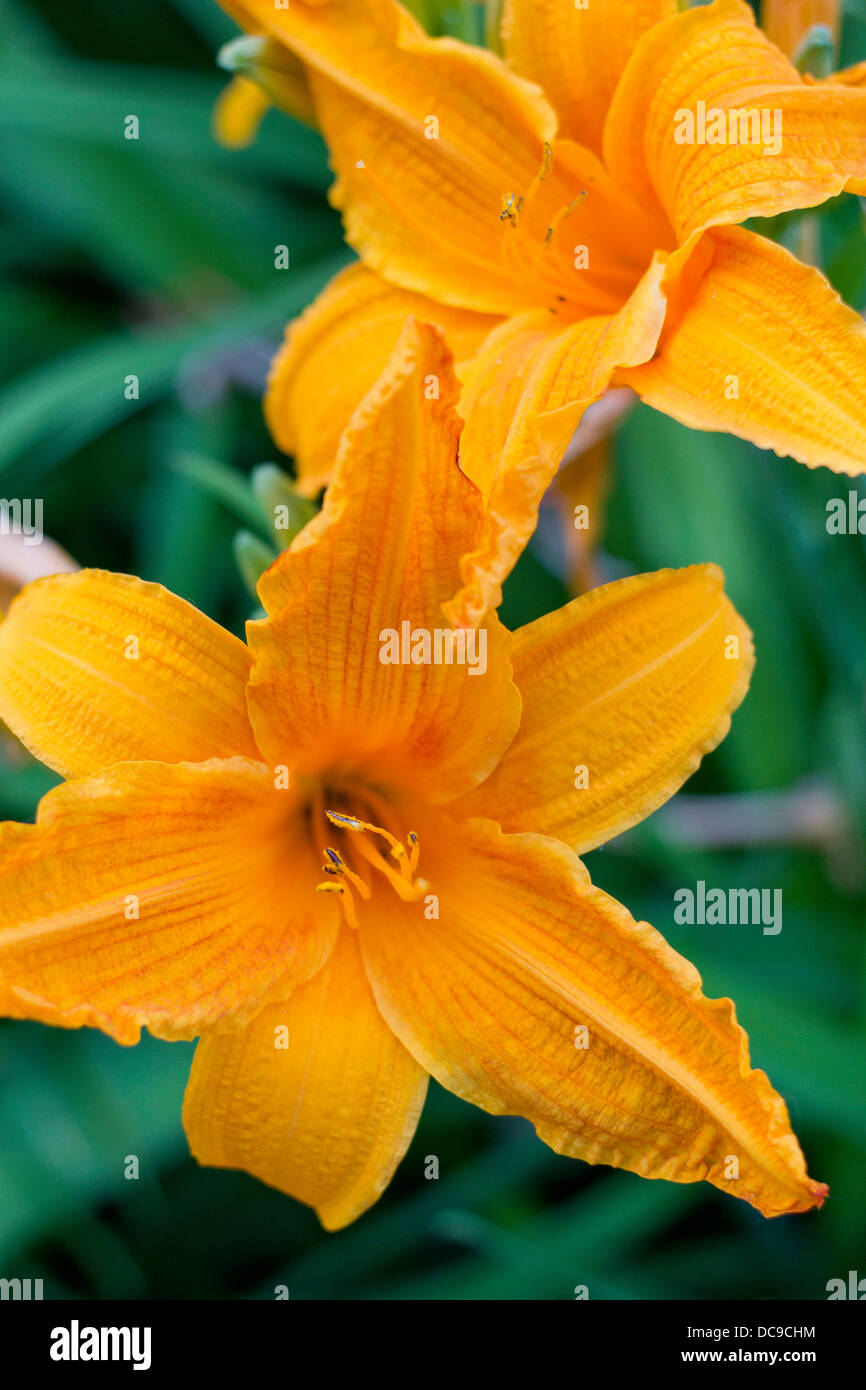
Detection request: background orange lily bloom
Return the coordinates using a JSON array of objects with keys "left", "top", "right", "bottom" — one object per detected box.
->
[
  {"left": 762, "top": 0, "right": 839, "bottom": 60},
  {"left": 216, "top": 0, "right": 866, "bottom": 624},
  {"left": 0, "top": 322, "right": 825, "bottom": 1227}
]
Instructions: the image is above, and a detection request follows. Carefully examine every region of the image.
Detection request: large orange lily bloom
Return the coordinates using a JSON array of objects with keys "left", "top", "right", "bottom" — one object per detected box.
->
[
  {"left": 216, "top": 0, "right": 866, "bottom": 625},
  {"left": 0, "top": 323, "right": 825, "bottom": 1226}
]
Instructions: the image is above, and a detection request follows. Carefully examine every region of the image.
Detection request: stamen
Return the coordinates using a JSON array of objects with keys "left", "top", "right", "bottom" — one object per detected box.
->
[
  {"left": 498, "top": 143, "right": 582, "bottom": 293},
  {"left": 322, "top": 845, "right": 370, "bottom": 899},
  {"left": 544, "top": 190, "right": 588, "bottom": 248},
  {"left": 499, "top": 192, "right": 523, "bottom": 229},
  {"left": 322, "top": 808, "right": 427, "bottom": 909},
  {"left": 407, "top": 831, "right": 420, "bottom": 876},
  {"left": 326, "top": 812, "right": 365, "bottom": 831},
  {"left": 350, "top": 832, "right": 422, "bottom": 901},
  {"left": 316, "top": 881, "right": 358, "bottom": 929},
  {"left": 326, "top": 809, "right": 402, "bottom": 854}
]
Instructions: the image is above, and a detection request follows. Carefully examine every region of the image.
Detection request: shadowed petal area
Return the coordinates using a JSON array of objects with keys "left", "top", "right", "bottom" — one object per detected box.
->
[
  {"left": 184, "top": 927, "right": 428, "bottom": 1230},
  {"left": 0, "top": 571, "right": 259, "bottom": 778},
  {"left": 247, "top": 321, "right": 521, "bottom": 802},
  {"left": 265, "top": 262, "right": 498, "bottom": 497},
  {"left": 621, "top": 226, "right": 866, "bottom": 474},
  {"left": 452, "top": 565, "right": 753, "bottom": 854},
  {"left": 0, "top": 758, "right": 336, "bottom": 1045},
  {"left": 502, "top": 0, "right": 677, "bottom": 155},
  {"left": 605, "top": 0, "right": 866, "bottom": 243},
  {"left": 218, "top": 0, "right": 556, "bottom": 313},
  {"left": 360, "top": 815, "right": 827, "bottom": 1218}
]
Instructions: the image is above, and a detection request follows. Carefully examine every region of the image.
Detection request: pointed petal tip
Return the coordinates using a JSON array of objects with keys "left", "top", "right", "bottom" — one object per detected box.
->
[{"left": 754, "top": 1177, "right": 828, "bottom": 1219}]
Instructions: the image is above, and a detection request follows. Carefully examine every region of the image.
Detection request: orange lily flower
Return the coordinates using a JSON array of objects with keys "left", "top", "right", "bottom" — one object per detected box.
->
[
  {"left": 216, "top": 0, "right": 866, "bottom": 624},
  {"left": 0, "top": 322, "right": 826, "bottom": 1227}
]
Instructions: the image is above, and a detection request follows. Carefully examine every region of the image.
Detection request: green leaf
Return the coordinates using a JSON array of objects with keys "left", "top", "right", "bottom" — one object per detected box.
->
[
  {"left": 251, "top": 462, "right": 318, "bottom": 546},
  {"left": 233, "top": 527, "right": 278, "bottom": 596},
  {"left": 0, "top": 250, "right": 349, "bottom": 482},
  {"left": 171, "top": 452, "right": 270, "bottom": 534}
]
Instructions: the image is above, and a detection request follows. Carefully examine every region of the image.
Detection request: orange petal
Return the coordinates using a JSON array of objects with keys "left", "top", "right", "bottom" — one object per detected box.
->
[
  {"left": 217, "top": 0, "right": 556, "bottom": 313},
  {"left": 762, "top": 0, "right": 839, "bottom": 59},
  {"left": 621, "top": 225, "right": 866, "bottom": 475},
  {"left": 0, "top": 758, "right": 337, "bottom": 1044},
  {"left": 215, "top": 36, "right": 319, "bottom": 140},
  {"left": 827, "top": 60, "right": 866, "bottom": 89},
  {"left": 501, "top": 0, "right": 677, "bottom": 155},
  {"left": 247, "top": 320, "right": 521, "bottom": 802},
  {"left": 605, "top": 0, "right": 866, "bottom": 243},
  {"left": 265, "top": 263, "right": 499, "bottom": 496},
  {"left": 445, "top": 254, "right": 669, "bottom": 628},
  {"left": 0, "top": 570, "right": 259, "bottom": 779},
  {"left": 360, "top": 815, "right": 826, "bottom": 1218},
  {"left": 453, "top": 565, "right": 753, "bottom": 853},
  {"left": 213, "top": 74, "right": 273, "bottom": 149},
  {"left": 184, "top": 927, "right": 427, "bottom": 1229}
]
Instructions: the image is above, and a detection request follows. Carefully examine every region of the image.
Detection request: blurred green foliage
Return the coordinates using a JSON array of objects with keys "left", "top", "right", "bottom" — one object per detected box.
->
[{"left": 0, "top": 0, "right": 864, "bottom": 1300}]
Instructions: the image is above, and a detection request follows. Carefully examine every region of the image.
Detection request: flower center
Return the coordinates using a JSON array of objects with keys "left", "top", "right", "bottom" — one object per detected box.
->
[
  {"left": 315, "top": 809, "right": 428, "bottom": 928},
  {"left": 499, "top": 140, "right": 669, "bottom": 318}
]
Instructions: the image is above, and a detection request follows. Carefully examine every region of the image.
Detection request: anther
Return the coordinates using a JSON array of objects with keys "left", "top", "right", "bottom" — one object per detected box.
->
[
  {"left": 499, "top": 192, "right": 521, "bottom": 228},
  {"left": 407, "top": 831, "right": 421, "bottom": 876},
  {"left": 321, "top": 845, "right": 370, "bottom": 899},
  {"left": 322, "top": 809, "right": 426, "bottom": 905},
  {"left": 326, "top": 812, "right": 365, "bottom": 831}
]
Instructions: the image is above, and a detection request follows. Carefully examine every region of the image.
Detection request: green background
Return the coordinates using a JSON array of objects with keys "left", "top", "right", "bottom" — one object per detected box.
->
[{"left": 0, "top": 0, "right": 864, "bottom": 1300}]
